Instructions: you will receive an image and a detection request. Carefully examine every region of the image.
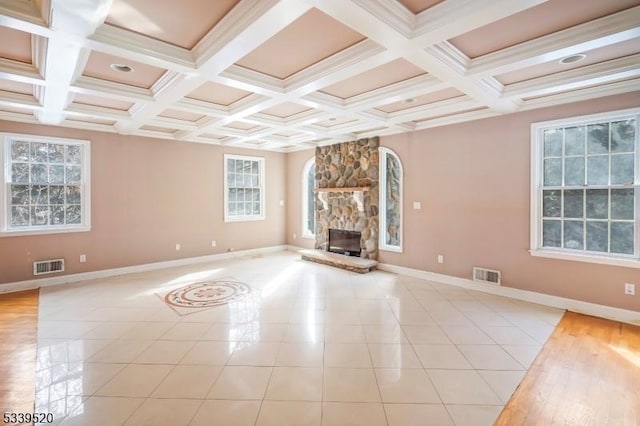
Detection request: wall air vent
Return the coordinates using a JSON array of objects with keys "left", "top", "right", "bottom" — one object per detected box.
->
[
  {"left": 33, "top": 259, "right": 65, "bottom": 276},
  {"left": 473, "top": 267, "right": 501, "bottom": 285}
]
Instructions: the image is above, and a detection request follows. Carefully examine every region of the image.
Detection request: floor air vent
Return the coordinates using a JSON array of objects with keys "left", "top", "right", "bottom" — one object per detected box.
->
[
  {"left": 33, "top": 259, "right": 64, "bottom": 276},
  {"left": 473, "top": 267, "right": 501, "bottom": 285}
]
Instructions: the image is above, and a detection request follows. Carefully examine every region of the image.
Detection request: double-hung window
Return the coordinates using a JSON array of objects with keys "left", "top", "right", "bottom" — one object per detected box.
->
[
  {"left": 224, "top": 154, "right": 265, "bottom": 222},
  {"left": 530, "top": 108, "right": 639, "bottom": 267},
  {"left": 1, "top": 133, "right": 91, "bottom": 236}
]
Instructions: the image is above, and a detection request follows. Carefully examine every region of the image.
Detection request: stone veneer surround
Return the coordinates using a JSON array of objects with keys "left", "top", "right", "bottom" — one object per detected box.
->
[{"left": 314, "top": 137, "right": 379, "bottom": 259}]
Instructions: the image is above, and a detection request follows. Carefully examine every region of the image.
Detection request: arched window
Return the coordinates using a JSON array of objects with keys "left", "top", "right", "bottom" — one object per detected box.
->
[
  {"left": 302, "top": 157, "right": 316, "bottom": 238},
  {"left": 379, "top": 147, "right": 403, "bottom": 252}
]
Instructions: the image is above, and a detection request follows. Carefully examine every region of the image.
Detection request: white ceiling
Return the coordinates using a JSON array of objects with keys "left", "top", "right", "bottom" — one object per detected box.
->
[{"left": 0, "top": 0, "right": 639, "bottom": 152}]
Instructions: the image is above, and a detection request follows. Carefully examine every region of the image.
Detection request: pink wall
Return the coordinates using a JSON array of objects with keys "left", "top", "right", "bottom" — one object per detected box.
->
[
  {"left": 378, "top": 92, "right": 640, "bottom": 311},
  {"left": 0, "top": 121, "right": 286, "bottom": 285}
]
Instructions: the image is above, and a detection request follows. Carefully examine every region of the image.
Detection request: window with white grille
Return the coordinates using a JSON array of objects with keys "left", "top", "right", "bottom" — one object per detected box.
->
[
  {"left": 224, "top": 154, "right": 265, "bottom": 222},
  {"left": 1, "top": 133, "right": 91, "bottom": 236}
]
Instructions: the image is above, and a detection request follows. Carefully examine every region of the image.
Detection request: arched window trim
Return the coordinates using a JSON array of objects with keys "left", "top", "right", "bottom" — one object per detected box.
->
[
  {"left": 379, "top": 147, "right": 403, "bottom": 253},
  {"left": 302, "top": 157, "right": 315, "bottom": 239}
]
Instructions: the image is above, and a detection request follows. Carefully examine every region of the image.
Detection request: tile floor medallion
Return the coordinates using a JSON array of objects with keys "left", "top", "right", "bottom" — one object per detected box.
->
[
  {"left": 33, "top": 251, "right": 564, "bottom": 425},
  {"left": 159, "top": 278, "right": 252, "bottom": 315}
]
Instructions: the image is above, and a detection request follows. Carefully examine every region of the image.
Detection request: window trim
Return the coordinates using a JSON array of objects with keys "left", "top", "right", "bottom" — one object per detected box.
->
[
  {"left": 0, "top": 133, "right": 91, "bottom": 237},
  {"left": 379, "top": 146, "right": 403, "bottom": 253},
  {"left": 301, "top": 157, "right": 315, "bottom": 239},
  {"left": 529, "top": 107, "right": 640, "bottom": 268},
  {"left": 223, "top": 153, "right": 265, "bottom": 223}
]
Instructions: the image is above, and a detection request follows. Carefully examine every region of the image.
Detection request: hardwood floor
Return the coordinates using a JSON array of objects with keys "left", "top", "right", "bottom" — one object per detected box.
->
[
  {"left": 0, "top": 288, "right": 638, "bottom": 425},
  {"left": 497, "top": 311, "right": 640, "bottom": 426},
  {"left": 0, "top": 290, "right": 39, "bottom": 418}
]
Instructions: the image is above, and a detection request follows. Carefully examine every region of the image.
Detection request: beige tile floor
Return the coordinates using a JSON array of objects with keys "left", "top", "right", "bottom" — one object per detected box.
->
[{"left": 34, "top": 251, "right": 563, "bottom": 425}]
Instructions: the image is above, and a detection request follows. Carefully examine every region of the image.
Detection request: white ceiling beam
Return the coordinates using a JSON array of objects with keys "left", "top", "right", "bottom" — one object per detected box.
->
[{"left": 34, "top": 0, "right": 113, "bottom": 125}]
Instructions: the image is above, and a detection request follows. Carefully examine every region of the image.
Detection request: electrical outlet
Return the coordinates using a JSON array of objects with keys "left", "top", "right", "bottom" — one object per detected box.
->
[
  {"left": 413, "top": 201, "right": 422, "bottom": 210},
  {"left": 293, "top": 233, "right": 297, "bottom": 239},
  {"left": 79, "top": 254, "right": 86, "bottom": 263},
  {"left": 212, "top": 240, "right": 217, "bottom": 248},
  {"left": 279, "top": 200, "right": 284, "bottom": 206},
  {"left": 175, "top": 243, "right": 181, "bottom": 251},
  {"left": 625, "top": 283, "right": 635, "bottom": 296},
  {"left": 228, "top": 248, "right": 234, "bottom": 252},
  {"left": 437, "top": 255, "right": 444, "bottom": 264}
]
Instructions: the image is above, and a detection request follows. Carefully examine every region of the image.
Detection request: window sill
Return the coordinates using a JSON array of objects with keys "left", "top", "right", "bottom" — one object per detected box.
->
[
  {"left": 224, "top": 216, "right": 265, "bottom": 223},
  {"left": 380, "top": 245, "right": 403, "bottom": 254},
  {"left": 302, "top": 234, "right": 315, "bottom": 240},
  {"left": 530, "top": 249, "right": 640, "bottom": 269},
  {"left": 0, "top": 226, "right": 91, "bottom": 237}
]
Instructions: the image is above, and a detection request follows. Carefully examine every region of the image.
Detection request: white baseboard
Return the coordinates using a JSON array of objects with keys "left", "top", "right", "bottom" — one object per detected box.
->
[
  {"left": 377, "top": 263, "right": 640, "bottom": 326},
  {"left": 0, "top": 245, "right": 290, "bottom": 294}
]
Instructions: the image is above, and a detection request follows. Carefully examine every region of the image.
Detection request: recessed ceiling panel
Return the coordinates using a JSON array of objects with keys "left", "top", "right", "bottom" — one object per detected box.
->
[
  {"left": 186, "top": 82, "right": 251, "bottom": 105},
  {"left": 224, "top": 121, "right": 259, "bottom": 131},
  {"left": 235, "top": 8, "right": 365, "bottom": 79},
  {"left": 376, "top": 88, "right": 464, "bottom": 113},
  {"left": 450, "top": 0, "right": 639, "bottom": 58},
  {"left": 106, "top": 0, "right": 239, "bottom": 49},
  {"left": 0, "top": 26, "right": 32, "bottom": 63},
  {"left": 82, "top": 51, "right": 167, "bottom": 89},
  {"left": 497, "top": 39, "right": 640, "bottom": 85},
  {"left": 397, "top": 0, "right": 444, "bottom": 14},
  {"left": 141, "top": 125, "right": 176, "bottom": 133},
  {"left": 0, "top": 106, "right": 34, "bottom": 115},
  {"left": 72, "top": 93, "right": 133, "bottom": 111},
  {"left": 321, "top": 59, "right": 426, "bottom": 99},
  {"left": 316, "top": 117, "right": 359, "bottom": 127},
  {"left": 0, "top": 79, "right": 33, "bottom": 95},
  {"left": 159, "top": 109, "right": 206, "bottom": 122},
  {"left": 261, "top": 102, "right": 311, "bottom": 118},
  {"left": 413, "top": 107, "right": 488, "bottom": 123},
  {"left": 273, "top": 130, "right": 301, "bottom": 137}
]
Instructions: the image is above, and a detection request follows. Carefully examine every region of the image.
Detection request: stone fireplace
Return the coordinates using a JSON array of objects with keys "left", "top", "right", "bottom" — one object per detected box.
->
[{"left": 314, "top": 137, "right": 379, "bottom": 260}]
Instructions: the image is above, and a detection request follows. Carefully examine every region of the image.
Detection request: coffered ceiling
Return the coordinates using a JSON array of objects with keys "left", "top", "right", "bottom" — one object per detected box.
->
[{"left": 0, "top": 0, "right": 638, "bottom": 152}]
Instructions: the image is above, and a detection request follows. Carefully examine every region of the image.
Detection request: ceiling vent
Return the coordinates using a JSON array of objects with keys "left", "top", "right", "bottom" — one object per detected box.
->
[
  {"left": 473, "top": 267, "right": 501, "bottom": 285},
  {"left": 33, "top": 259, "right": 65, "bottom": 276}
]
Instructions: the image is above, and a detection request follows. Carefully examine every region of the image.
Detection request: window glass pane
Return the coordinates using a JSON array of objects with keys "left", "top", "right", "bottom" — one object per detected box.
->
[
  {"left": 51, "top": 206, "right": 65, "bottom": 225},
  {"left": 11, "top": 140, "right": 29, "bottom": 161},
  {"left": 48, "top": 144, "right": 65, "bottom": 163},
  {"left": 543, "top": 129, "right": 562, "bottom": 157},
  {"left": 610, "top": 222, "right": 634, "bottom": 255},
  {"left": 543, "top": 220, "right": 561, "bottom": 247},
  {"left": 385, "top": 154, "right": 401, "bottom": 247},
  {"left": 587, "top": 156, "right": 608, "bottom": 185},
  {"left": 252, "top": 161, "right": 259, "bottom": 174},
  {"left": 307, "top": 165, "right": 315, "bottom": 235},
  {"left": 243, "top": 160, "right": 252, "bottom": 173},
  {"left": 587, "top": 123, "right": 609, "bottom": 154},
  {"left": 542, "top": 190, "right": 561, "bottom": 217},
  {"left": 252, "top": 189, "right": 260, "bottom": 202},
  {"left": 586, "top": 221, "right": 608, "bottom": 252},
  {"left": 30, "top": 164, "right": 48, "bottom": 183},
  {"left": 65, "top": 145, "right": 81, "bottom": 164},
  {"left": 543, "top": 158, "right": 562, "bottom": 186},
  {"left": 564, "top": 126, "right": 585, "bottom": 155},
  {"left": 50, "top": 186, "right": 64, "bottom": 205},
  {"left": 65, "top": 165, "right": 81, "bottom": 184},
  {"left": 65, "top": 186, "right": 81, "bottom": 204},
  {"left": 611, "top": 189, "right": 634, "bottom": 220},
  {"left": 228, "top": 202, "right": 236, "bottom": 215},
  {"left": 11, "top": 206, "right": 29, "bottom": 226},
  {"left": 227, "top": 159, "right": 235, "bottom": 173},
  {"left": 563, "top": 189, "right": 583, "bottom": 218},
  {"left": 252, "top": 175, "right": 259, "bottom": 187},
  {"left": 585, "top": 189, "right": 608, "bottom": 219},
  {"left": 243, "top": 174, "right": 252, "bottom": 188},
  {"left": 563, "top": 220, "right": 583, "bottom": 250},
  {"left": 227, "top": 173, "right": 235, "bottom": 187},
  {"left": 30, "top": 205, "right": 49, "bottom": 226},
  {"left": 31, "top": 186, "right": 48, "bottom": 205},
  {"left": 611, "top": 119, "right": 635, "bottom": 153},
  {"left": 610, "top": 154, "right": 634, "bottom": 185},
  {"left": 564, "top": 157, "right": 584, "bottom": 185},
  {"left": 235, "top": 159, "right": 243, "bottom": 173},
  {"left": 49, "top": 165, "right": 64, "bottom": 184},
  {"left": 11, "top": 185, "right": 30, "bottom": 205},
  {"left": 31, "top": 142, "right": 49, "bottom": 162},
  {"left": 66, "top": 205, "right": 81, "bottom": 224},
  {"left": 252, "top": 202, "right": 260, "bottom": 215},
  {"left": 11, "top": 163, "right": 29, "bottom": 183}
]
